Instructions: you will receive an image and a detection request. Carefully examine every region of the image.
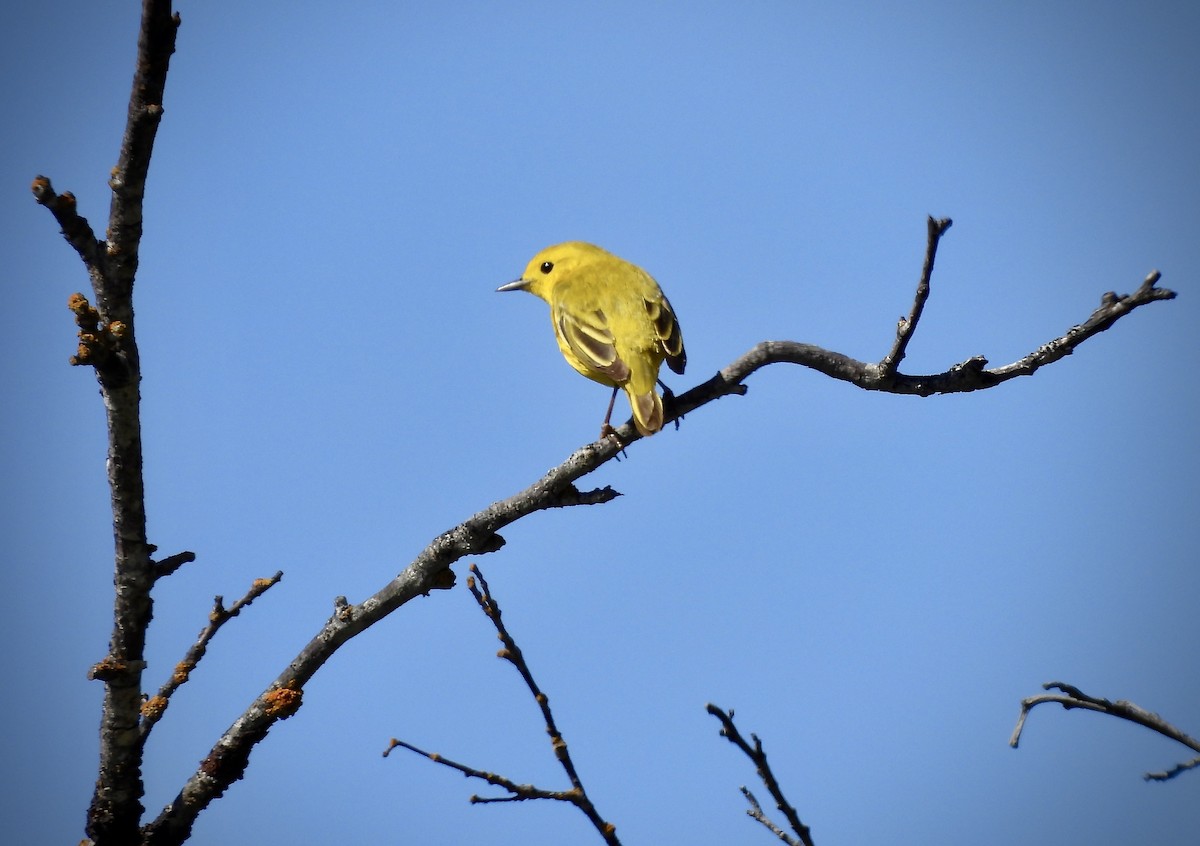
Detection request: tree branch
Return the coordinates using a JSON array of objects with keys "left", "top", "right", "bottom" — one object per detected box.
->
[
  {"left": 139, "top": 573, "right": 283, "bottom": 739},
  {"left": 707, "top": 704, "right": 814, "bottom": 846},
  {"left": 152, "top": 550, "right": 197, "bottom": 581},
  {"left": 741, "top": 787, "right": 800, "bottom": 845},
  {"left": 1010, "top": 681, "right": 1200, "bottom": 781},
  {"left": 31, "top": 3, "right": 180, "bottom": 844},
  {"left": 879, "top": 215, "right": 951, "bottom": 377},
  {"left": 384, "top": 564, "right": 620, "bottom": 845},
  {"left": 670, "top": 266, "right": 1174, "bottom": 412},
  {"left": 384, "top": 737, "right": 583, "bottom": 803}
]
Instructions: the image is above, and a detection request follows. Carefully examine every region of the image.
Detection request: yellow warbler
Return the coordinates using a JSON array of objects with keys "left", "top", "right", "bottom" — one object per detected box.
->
[{"left": 498, "top": 241, "right": 686, "bottom": 438}]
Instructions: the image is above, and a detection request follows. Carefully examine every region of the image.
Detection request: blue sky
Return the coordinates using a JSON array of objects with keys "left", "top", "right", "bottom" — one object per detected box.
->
[{"left": 3, "top": 2, "right": 1197, "bottom": 844}]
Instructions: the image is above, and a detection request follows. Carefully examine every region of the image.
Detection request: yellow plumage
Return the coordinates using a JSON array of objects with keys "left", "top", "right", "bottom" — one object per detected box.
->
[{"left": 498, "top": 242, "right": 686, "bottom": 438}]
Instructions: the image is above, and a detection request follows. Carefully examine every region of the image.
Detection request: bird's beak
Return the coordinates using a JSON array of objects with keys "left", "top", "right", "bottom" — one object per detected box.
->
[{"left": 496, "top": 277, "right": 529, "bottom": 293}]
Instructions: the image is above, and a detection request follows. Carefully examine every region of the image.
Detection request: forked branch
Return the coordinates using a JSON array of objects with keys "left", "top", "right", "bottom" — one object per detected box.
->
[
  {"left": 707, "top": 704, "right": 815, "bottom": 846},
  {"left": 139, "top": 573, "right": 283, "bottom": 739},
  {"left": 384, "top": 564, "right": 619, "bottom": 845},
  {"left": 1011, "top": 681, "right": 1200, "bottom": 781}
]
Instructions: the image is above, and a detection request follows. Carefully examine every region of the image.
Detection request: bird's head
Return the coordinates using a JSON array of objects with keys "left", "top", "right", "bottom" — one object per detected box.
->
[{"left": 497, "top": 241, "right": 609, "bottom": 301}]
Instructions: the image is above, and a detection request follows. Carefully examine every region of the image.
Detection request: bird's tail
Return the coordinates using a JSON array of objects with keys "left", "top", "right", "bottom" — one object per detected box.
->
[{"left": 627, "top": 386, "right": 663, "bottom": 436}]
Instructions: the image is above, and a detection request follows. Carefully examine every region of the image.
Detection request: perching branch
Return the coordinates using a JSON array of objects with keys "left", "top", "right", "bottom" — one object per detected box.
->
[
  {"left": 670, "top": 222, "right": 1174, "bottom": 413},
  {"left": 707, "top": 704, "right": 814, "bottom": 846},
  {"left": 384, "top": 564, "right": 619, "bottom": 845},
  {"left": 1010, "top": 681, "right": 1200, "bottom": 781}
]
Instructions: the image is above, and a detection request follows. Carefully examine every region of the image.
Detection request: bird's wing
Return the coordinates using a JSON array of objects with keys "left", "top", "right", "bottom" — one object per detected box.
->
[
  {"left": 555, "top": 304, "right": 631, "bottom": 382},
  {"left": 645, "top": 294, "right": 687, "bottom": 375}
]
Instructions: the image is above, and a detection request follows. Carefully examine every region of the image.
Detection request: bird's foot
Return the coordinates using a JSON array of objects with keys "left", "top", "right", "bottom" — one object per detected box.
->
[
  {"left": 660, "top": 383, "right": 684, "bottom": 431},
  {"left": 599, "top": 424, "right": 628, "bottom": 457}
]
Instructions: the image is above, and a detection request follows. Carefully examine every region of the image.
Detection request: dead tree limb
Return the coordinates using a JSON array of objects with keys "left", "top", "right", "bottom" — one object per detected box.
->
[
  {"left": 32, "top": 3, "right": 180, "bottom": 844},
  {"left": 707, "top": 704, "right": 815, "bottom": 846},
  {"left": 384, "top": 564, "right": 619, "bottom": 845},
  {"left": 139, "top": 573, "right": 284, "bottom": 739},
  {"left": 1011, "top": 681, "right": 1200, "bottom": 781}
]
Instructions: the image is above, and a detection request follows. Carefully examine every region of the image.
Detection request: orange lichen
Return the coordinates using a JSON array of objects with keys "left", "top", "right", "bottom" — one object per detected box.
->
[
  {"left": 88, "top": 656, "right": 127, "bottom": 681},
  {"left": 141, "top": 695, "right": 168, "bottom": 719},
  {"left": 263, "top": 685, "right": 303, "bottom": 719},
  {"left": 67, "top": 292, "right": 96, "bottom": 320}
]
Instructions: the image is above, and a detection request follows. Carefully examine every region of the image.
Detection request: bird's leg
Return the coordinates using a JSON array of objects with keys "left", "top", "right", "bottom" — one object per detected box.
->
[
  {"left": 658, "top": 379, "right": 684, "bottom": 431},
  {"left": 599, "top": 386, "right": 624, "bottom": 444}
]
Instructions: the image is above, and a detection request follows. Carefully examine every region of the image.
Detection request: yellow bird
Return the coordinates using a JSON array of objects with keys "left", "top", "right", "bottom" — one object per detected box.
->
[{"left": 498, "top": 241, "right": 686, "bottom": 438}]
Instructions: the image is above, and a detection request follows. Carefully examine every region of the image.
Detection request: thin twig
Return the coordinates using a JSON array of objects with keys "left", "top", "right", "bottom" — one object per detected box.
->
[
  {"left": 741, "top": 787, "right": 797, "bottom": 845},
  {"left": 707, "top": 704, "right": 814, "bottom": 846},
  {"left": 140, "top": 572, "right": 283, "bottom": 738},
  {"left": 152, "top": 550, "right": 197, "bottom": 580},
  {"left": 384, "top": 564, "right": 620, "bottom": 846},
  {"left": 467, "top": 565, "right": 592, "bottom": 795},
  {"left": 1011, "top": 681, "right": 1200, "bottom": 781},
  {"left": 1146, "top": 756, "right": 1200, "bottom": 782},
  {"left": 382, "top": 738, "right": 579, "bottom": 804},
  {"left": 880, "top": 216, "right": 952, "bottom": 377}
]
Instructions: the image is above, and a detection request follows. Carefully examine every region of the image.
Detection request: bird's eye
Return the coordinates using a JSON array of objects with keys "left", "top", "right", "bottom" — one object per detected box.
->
[{"left": 540, "top": 261, "right": 554, "bottom": 274}]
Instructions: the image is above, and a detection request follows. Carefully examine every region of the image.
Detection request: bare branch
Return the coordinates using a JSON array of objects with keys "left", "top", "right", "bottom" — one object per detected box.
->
[
  {"left": 1011, "top": 681, "right": 1200, "bottom": 781},
  {"left": 671, "top": 268, "right": 1175, "bottom": 418},
  {"left": 741, "top": 787, "right": 800, "bottom": 845},
  {"left": 467, "top": 565, "right": 598, "bottom": 801},
  {"left": 31, "top": 177, "right": 105, "bottom": 284},
  {"left": 142, "top": 442, "right": 628, "bottom": 842},
  {"left": 140, "top": 573, "right": 283, "bottom": 739},
  {"left": 1146, "top": 756, "right": 1200, "bottom": 783},
  {"left": 383, "top": 564, "right": 620, "bottom": 845},
  {"left": 29, "top": 3, "right": 181, "bottom": 844},
  {"left": 152, "top": 550, "right": 197, "bottom": 580},
  {"left": 707, "top": 704, "right": 814, "bottom": 846},
  {"left": 382, "top": 738, "right": 578, "bottom": 804},
  {"left": 880, "top": 216, "right": 952, "bottom": 377}
]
